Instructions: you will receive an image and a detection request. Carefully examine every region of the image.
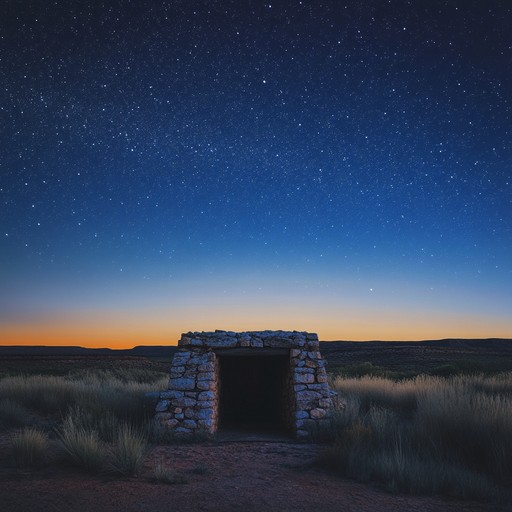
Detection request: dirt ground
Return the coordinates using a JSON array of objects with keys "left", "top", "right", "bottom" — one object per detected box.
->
[{"left": 0, "top": 439, "right": 502, "bottom": 512}]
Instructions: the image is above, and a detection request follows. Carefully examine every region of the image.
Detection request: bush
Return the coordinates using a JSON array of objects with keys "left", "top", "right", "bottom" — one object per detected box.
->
[
  {"left": 11, "top": 428, "right": 50, "bottom": 467},
  {"left": 109, "top": 424, "right": 147, "bottom": 476}
]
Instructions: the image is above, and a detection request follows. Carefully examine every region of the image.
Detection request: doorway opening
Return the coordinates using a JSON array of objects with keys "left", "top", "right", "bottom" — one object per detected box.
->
[{"left": 217, "top": 350, "right": 293, "bottom": 435}]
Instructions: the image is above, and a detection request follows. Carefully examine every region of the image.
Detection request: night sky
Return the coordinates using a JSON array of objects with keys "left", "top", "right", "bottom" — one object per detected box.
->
[{"left": 1, "top": 1, "right": 511, "bottom": 347}]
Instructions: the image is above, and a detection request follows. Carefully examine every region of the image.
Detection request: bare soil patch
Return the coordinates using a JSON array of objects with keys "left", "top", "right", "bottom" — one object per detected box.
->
[{"left": 0, "top": 438, "right": 499, "bottom": 512}]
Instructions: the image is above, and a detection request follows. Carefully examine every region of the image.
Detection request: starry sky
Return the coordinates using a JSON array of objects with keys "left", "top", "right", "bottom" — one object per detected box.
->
[{"left": 1, "top": 1, "right": 511, "bottom": 348}]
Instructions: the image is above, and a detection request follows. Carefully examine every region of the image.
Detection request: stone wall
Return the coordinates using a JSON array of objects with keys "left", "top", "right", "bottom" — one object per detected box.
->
[{"left": 153, "top": 330, "right": 336, "bottom": 439}]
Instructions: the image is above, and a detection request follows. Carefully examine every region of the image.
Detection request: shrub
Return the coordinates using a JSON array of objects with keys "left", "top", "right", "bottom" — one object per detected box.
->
[
  {"left": 109, "top": 423, "right": 147, "bottom": 476},
  {"left": 11, "top": 428, "right": 50, "bottom": 467}
]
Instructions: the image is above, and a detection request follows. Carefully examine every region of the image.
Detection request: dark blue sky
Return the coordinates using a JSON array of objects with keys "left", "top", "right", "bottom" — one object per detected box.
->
[{"left": 1, "top": 1, "right": 511, "bottom": 345}]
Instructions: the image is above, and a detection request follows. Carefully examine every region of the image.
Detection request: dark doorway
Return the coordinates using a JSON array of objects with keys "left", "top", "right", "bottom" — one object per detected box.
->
[{"left": 217, "top": 352, "right": 291, "bottom": 434}]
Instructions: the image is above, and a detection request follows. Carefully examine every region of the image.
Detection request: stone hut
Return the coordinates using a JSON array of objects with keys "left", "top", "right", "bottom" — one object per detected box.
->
[{"left": 154, "top": 330, "right": 336, "bottom": 439}]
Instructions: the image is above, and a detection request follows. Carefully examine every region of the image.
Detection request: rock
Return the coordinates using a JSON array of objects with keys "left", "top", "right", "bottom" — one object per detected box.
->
[
  {"left": 155, "top": 400, "right": 170, "bottom": 412},
  {"left": 169, "top": 377, "right": 196, "bottom": 390},
  {"left": 172, "top": 397, "right": 197, "bottom": 407},
  {"left": 294, "top": 372, "right": 315, "bottom": 384},
  {"left": 295, "top": 410, "right": 309, "bottom": 419},
  {"left": 317, "top": 373, "right": 328, "bottom": 383},
  {"left": 160, "top": 390, "right": 184, "bottom": 400},
  {"left": 310, "top": 408, "right": 326, "bottom": 419}
]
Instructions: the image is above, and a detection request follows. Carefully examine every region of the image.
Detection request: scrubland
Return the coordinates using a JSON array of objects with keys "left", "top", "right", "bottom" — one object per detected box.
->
[
  {"left": 320, "top": 372, "right": 512, "bottom": 501},
  {"left": 0, "top": 368, "right": 168, "bottom": 475},
  {"left": 1, "top": 360, "right": 511, "bottom": 504}
]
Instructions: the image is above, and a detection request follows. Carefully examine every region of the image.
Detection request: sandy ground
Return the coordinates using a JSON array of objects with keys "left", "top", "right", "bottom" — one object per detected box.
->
[{"left": 0, "top": 439, "right": 502, "bottom": 512}]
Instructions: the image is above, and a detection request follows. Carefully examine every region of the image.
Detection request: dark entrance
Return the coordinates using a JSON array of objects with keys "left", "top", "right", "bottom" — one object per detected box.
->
[{"left": 217, "top": 351, "right": 291, "bottom": 434}]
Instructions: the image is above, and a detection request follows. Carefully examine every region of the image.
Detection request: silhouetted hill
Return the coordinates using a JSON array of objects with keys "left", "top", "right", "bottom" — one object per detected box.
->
[
  {"left": 1, "top": 339, "right": 511, "bottom": 376},
  {"left": 0, "top": 345, "right": 177, "bottom": 358}
]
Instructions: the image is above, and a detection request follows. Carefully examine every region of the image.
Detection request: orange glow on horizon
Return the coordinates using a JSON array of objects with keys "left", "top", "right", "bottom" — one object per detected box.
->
[{"left": 1, "top": 304, "right": 511, "bottom": 348}]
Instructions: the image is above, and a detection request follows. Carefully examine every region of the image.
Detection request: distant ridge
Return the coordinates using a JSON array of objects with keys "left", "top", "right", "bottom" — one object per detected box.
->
[
  {"left": 0, "top": 345, "right": 176, "bottom": 358},
  {"left": 1, "top": 339, "right": 510, "bottom": 357}
]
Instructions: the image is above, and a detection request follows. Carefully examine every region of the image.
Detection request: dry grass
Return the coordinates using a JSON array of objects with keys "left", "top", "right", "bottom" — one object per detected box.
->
[
  {"left": 152, "top": 460, "right": 189, "bottom": 484},
  {"left": 320, "top": 373, "right": 512, "bottom": 501},
  {"left": 0, "top": 369, "right": 167, "bottom": 475},
  {"left": 56, "top": 415, "right": 104, "bottom": 471},
  {"left": 0, "top": 371, "right": 168, "bottom": 435},
  {"left": 109, "top": 424, "right": 147, "bottom": 476},
  {"left": 11, "top": 428, "right": 50, "bottom": 467}
]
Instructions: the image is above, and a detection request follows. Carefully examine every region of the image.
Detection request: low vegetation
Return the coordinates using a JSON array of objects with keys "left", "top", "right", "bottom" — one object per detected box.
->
[
  {"left": 152, "top": 459, "right": 189, "bottom": 484},
  {"left": 11, "top": 428, "right": 50, "bottom": 467},
  {"left": 320, "top": 373, "right": 512, "bottom": 501},
  {"left": 0, "top": 368, "right": 167, "bottom": 472},
  {"left": 2, "top": 358, "right": 512, "bottom": 503},
  {"left": 109, "top": 423, "right": 148, "bottom": 476}
]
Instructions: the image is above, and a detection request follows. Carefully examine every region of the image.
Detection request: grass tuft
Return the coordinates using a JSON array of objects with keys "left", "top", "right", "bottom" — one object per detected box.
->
[
  {"left": 109, "top": 423, "right": 147, "bottom": 476},
  {"left": 153, "top": 460, "right": 189, "bottom": 484},
  {"left": 11, "top": 428, "right": 50, "bottom": 467},
  {"left": 57, "top": 415, "right": 104, "bottom": 471}
]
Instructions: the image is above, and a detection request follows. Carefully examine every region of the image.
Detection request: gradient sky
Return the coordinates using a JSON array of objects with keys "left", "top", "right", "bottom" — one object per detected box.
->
[{"left": 1, "top": 1, "right": 511, "bottom": 348}]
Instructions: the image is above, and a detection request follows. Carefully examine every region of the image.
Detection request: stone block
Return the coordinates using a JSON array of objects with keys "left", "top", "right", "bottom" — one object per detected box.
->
[
  {"left": 197, "top": 371, "right": 214, "bottom": 381},
  {"left": 197, "top": 380, "right": 213, "bottom": 391},
  {"left": 294, "top": 373, "right": 314, "bottom": 384},
  {"left": 183, "top": 420, "right": 197, "bottom": 429},
  {"left": 172, "top": 397, "right": 197, "bottom": 407},
  {"left": 175, "top": 427, "right": 193, "bottom": 434},
  {"left": 310, "top": 408, "right": 327, "bottom": 419},
  {"left": 164, "top": 419, "right": 179, "bottom": 429},
  {"left": 319, "top": 398, "right": 332, "bottom": 408},
  {"left": 295, "top": 367, "right": 314, "bottom": 374},
  {"left": 199, "top": 390, "right": 215, "bottom": 401},
  {"left": 195, "top": 408, "right": 213, "bottom": 420},
  {"left": 295, "top": 410, "right": 309, "bottom": 419},
  {"left": 160, "top": 390, "right": 184, "bottom": 400},
  {"left": 169, "top": 377, "right": 196, "bottom": 390},
  {"left": 198, "top": 419, "right": 214, "bottom": 430},
  {"left": 296, "top": 390, "right": 321, "bottom": 408},
  {"left": 155, "top": 400, "right": 170, "bottom": 412}
]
